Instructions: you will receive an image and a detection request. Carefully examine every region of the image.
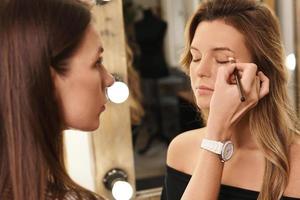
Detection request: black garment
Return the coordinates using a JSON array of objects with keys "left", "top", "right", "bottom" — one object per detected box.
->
[
  {"left": 134, "top": 9, "right": 168, "bottom": 78},
  {"left": 161, "top": 165, "right": 300, "bottom": 200}
]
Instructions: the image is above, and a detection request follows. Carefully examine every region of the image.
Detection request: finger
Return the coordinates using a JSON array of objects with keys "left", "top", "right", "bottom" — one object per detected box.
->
[
  {"left": 234, "top": 63, "right": 258, "bottom": 92},
  {"left": 256, "top": 76, "right": 260, "bottom": 97},
  {"left": 216, "top": 64, "right": 236, "bottom": 84},
  {"left": 234, "top": 63, "right": 258, "bottom": 83},
  {"left": 229, "top": 73, "right": 236, "bottom": 84},
  {"left": 257, "top": 71, "right": 269, "bottom": 99}
]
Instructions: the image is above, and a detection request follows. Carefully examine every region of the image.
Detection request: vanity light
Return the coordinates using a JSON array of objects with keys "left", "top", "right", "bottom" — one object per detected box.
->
[
  {"left": 103, "top": 168, "right": 133, "bottom": 200},
  {"left": 106, "top": 74, "right": 129, "bottom": 104},
  {"left": 286, "top": 53, "right": 296, "bottom": 71}
]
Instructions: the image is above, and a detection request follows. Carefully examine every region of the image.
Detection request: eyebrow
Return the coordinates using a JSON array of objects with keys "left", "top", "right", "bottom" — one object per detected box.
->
[
  {"left": 190, "top": 46, "right": 235, "bottom": 53},
  {"left": 211, "top": 47, "right": 235, "bottom": 53}
]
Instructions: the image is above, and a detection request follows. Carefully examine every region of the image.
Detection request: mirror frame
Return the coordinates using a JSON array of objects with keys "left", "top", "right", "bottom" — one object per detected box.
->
[{"left": 295, "top": 0, "right": 300, "bottom": 117}]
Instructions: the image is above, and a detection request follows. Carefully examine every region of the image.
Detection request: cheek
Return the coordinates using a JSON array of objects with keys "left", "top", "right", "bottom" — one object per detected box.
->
[
  {"left": 59, "top": 75, "right": 103, "bottom": 130},
  {"left": 69, "top": 76, "right": 101, "bottom": 104},
  {"left": 189, "top": 67, "right": 197, "bottom": 89},
  {"left": 212, "top": 68, "right": 219, "bottom": 81}
]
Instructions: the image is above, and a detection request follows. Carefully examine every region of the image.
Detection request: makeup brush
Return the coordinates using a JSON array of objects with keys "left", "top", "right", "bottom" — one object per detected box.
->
[{"left": 228, "top": 57, "right": 246, "bottom": 102}]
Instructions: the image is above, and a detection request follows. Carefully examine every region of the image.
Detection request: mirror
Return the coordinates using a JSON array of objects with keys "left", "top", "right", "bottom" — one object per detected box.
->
[{"left": 124, "top": 0, "right": 300, "bottom": 196}]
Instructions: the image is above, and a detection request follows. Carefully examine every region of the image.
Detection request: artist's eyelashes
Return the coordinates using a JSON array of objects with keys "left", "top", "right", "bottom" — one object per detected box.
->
[{"left": 95, "top": 57, "right": 104, "bottom": 69}]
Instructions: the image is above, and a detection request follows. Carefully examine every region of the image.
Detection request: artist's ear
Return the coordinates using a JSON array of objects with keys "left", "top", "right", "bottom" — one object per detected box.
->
[
  {"left": 50, "top": 67, "right": 61, "bottom": 98},
  {"left": 50, "top": 67, "right": 59, "bottom": 83},
  {"left": 50, "top": 66, "right": 56, "bottom": 77}
]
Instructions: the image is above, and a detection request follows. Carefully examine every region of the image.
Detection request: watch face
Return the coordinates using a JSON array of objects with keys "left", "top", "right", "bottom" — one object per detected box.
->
[{"left": 221, "top": 141, "right": 234, "bottom": 161}]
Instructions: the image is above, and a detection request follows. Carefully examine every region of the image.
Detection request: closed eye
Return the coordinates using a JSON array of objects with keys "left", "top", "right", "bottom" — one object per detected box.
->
[
  {"left": 192, "top": 59, "right": 201, "bottom": 62},
  {"left": 191, "top": 56, "right": 201, "bottom": 62},
  {"left": 216, "top": 60, "right": 230, "bottom": 64}
]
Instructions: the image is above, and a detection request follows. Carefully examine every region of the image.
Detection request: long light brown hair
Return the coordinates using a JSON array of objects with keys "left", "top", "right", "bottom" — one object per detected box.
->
[
  {"left": 0, "top": 0, "right": 101, "bottom": 199},
  {"left": 181, "top": 0, "right": 300, "bottom": 199},
  {"left": 126, "top": 44, "right": 145, "bottom": 125}
]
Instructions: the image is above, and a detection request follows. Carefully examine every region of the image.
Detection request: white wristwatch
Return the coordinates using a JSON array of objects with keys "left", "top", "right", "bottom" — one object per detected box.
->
[{"left": 201, "top": 139, "right": 234, "bottom": 162}]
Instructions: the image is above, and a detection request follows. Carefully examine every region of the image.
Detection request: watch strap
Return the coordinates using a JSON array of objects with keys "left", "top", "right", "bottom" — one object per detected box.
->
[{"left": 200, "top": 138, "right": 224, "bottom": 155}]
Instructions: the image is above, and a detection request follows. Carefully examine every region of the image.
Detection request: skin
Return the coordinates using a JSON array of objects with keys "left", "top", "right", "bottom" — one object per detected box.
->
[
  {"left": 167, "top": 19, "right": 300, "bottom": 199},
  {"left": 52, "top": 24, "right": 114, "bottom": 131},
  {"left": 189, "top": 19, "right": 252, "bottom": 111}
]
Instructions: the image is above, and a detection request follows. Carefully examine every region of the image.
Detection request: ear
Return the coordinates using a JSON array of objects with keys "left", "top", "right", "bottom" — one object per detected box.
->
[
  {"left": 50, "top": 66, "right": 65, "bottom": 85},
  {"left": 50, "top": 67, "right": 61, "bottom": 98},
  {"left": 50, "top": 66, "right": 58, "bottom": 80}
]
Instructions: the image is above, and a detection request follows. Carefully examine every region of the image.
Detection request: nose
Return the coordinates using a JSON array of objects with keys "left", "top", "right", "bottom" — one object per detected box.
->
[
  {"left": 194, "top": 56, "right": 212, "bottom": 78},
  {"left": 104, "top": 71, "right": 115, "bottom": 87}
]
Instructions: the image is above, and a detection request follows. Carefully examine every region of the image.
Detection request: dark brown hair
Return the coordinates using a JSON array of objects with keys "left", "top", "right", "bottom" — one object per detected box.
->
[
  {"left": 0, "top": 0, "right": 101, "bottom": 199},
  {"left": 181, "top": 0, "right": 300, "bottom": 199}
]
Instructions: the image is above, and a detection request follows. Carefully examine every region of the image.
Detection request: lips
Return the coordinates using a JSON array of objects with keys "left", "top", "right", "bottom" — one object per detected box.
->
[
  {"left": 99, "top": 105, "right": 106, "bottom": 114},
  {"left": 196, "top": 85, "right": 214, "bottom": 91},
  {"left": 195, "top": 85, "right": 214, "bottom": 95}
]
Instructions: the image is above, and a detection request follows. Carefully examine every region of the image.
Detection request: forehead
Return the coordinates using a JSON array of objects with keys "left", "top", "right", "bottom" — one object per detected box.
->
[
  {"left": 191, "top": 20, "right": 248, "bottom": 55},
  {"left": 80, "top": 24, "right": 102, "bottom": 51},
  {"left": 71, "top": 24, "right": 102, "bottom": 61}
]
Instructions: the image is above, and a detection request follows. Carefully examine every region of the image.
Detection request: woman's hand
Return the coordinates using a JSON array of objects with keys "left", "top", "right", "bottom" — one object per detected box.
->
[{"left": 206, "top": 62, "right": 269, "bottom": 140}]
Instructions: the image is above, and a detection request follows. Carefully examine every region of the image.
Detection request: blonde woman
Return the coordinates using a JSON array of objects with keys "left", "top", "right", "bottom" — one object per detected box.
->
[{"left": 162, "top": 0, "right": 300, "bottom": 199}]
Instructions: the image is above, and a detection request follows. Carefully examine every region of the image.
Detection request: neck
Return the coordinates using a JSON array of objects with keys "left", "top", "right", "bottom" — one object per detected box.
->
[{"left": 230, "top": 114, "right": 259, "bottom": 150}]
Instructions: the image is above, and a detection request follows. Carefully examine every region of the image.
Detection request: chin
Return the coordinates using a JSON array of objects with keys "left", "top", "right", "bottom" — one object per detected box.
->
[
  {"left": 196, "top": 99, "right": 210, "bottom": 110},
  {"left": 82, "top": 127, "right": 98, "bottom": 132},
  {"left": 66, "top": 121, "right": 100, "bottom": 132},
  {"left": 85, "top": 122, "right": 100, "bottom": 132}
]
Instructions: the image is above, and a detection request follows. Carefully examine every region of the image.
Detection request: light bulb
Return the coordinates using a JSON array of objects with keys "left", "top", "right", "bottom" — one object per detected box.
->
[
  {"left": 111, "top": 180, "right": 133, "bottom": 200},
  {"left": 286, "top": 53, "right": 296, "bottom": 71},
  {"left": 106, "top": 81, "right": 129, "bottom": 104}
]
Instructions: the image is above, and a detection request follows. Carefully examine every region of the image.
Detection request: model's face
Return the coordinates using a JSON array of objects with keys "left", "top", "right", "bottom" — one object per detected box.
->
[
  {"left": 190, "top": 20, "right": 252, "bottom": 110},
  {"left": 53, "top": 24, "right": 114, "bottom": 131}
]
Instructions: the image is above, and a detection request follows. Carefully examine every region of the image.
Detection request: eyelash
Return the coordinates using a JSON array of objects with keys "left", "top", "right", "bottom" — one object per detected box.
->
[
  {"left": 216, "top": 60, "right": 230, "bottom": 64},
  {"left": 95, "top": 57, "right": 103, "bottom": 68},
  {"left": 191, "top": 57, "right": 201, "bottom": 62},
  {"left": 191, "top": 58, "right": 230, "bottom": 64}
]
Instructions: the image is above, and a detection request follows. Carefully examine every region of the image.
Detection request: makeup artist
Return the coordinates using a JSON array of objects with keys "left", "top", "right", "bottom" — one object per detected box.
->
[
  {"left": 161, "top": 0, "right": 300, "bottom": 199},
  {"left": 0, "top": 0, "right": 114, "bottom": 199}
]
